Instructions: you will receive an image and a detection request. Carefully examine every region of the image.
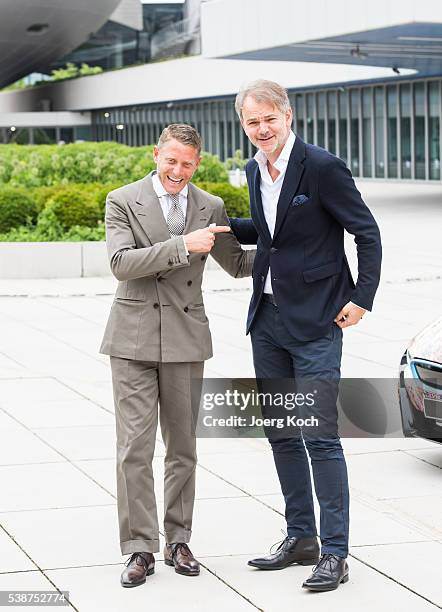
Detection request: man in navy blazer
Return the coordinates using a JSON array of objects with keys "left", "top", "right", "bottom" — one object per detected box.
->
[{"left": 230, "top": 80, "right": 381, "bottom": 592}]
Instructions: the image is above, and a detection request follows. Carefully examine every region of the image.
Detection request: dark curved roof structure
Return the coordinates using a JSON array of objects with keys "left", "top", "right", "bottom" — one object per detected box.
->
[{"left": 0, "top": 0, "right": 122, "bottom": 88}]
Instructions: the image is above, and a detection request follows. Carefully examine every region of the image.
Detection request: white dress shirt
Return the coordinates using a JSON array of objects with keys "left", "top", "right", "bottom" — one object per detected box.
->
[
  {"left": 152, "top": 171, "right": 189, "bottom": 254},
  {"left": 254, "top": 130, "right": 296, "bottom": 294},
  {"left": 152, "top": 171, "right": 189, "bottom": 220}
]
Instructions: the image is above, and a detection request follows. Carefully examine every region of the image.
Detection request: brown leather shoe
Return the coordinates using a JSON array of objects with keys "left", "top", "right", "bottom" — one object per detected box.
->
[
  {"left": 164, "top": 543, "right": 200, "bottom": 576},
  {"left": 121, "top": 552, "right": 155, "bottom": 588}
]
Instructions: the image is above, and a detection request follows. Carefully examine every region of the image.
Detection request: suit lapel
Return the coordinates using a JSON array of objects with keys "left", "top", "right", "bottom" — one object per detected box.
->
[
  {"left": 272, "top": 137, "right": 306, "bottom": 242},
  {"left": 129, "top": 173, "right": 171, "bottom": 244},
  {"left": 249, "top": 161, "right": 272, "bottom": 244},
  {"left": 186, "top": 184, "right": 210, "bottom": 233}
]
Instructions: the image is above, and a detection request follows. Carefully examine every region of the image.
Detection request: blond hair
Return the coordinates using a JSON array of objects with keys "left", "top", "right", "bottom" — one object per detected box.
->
[{"left": 158, "top": 123, "right": 202, "bottom": 154}]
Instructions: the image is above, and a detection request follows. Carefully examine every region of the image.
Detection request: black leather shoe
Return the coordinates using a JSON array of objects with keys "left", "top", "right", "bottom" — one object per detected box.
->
[
  {"left": 248, "top": 536, "right": 319, "bottom": 570},
  {"left": 302, "top": 553, "right": 349, "bottom": 591},
  {"left": 121, "top": 552, "right": 155, "bottom": 588},
  {"left": 164, "top": 543, "right": 200, "bottom": 576}
]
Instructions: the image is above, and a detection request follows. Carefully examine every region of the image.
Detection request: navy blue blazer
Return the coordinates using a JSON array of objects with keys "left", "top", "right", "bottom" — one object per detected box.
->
[{"left": 230, "top": 136, "right": 382, "bottom": 341}]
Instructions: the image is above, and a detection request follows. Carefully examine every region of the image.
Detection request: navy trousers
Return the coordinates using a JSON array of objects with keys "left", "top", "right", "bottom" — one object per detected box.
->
[{"left": 251, "top": 298, "right": 349, "bottom": 558}]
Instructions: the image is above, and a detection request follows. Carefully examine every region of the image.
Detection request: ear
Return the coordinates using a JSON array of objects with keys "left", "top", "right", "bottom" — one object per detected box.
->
[
  {"left": 153, "top": 145, "right": 160, "bottom": 162},
  {"left": 194, "top": 155, "right": 202, "bottom": 170},
  {"left": 286, "top": 108, "right": 293, "bottom": 125}
]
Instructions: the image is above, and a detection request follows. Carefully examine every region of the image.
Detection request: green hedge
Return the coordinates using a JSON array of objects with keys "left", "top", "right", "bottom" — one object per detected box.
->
[
  {"left": 0, "top": 187, "right": 38, "bottom": 232},
  {"left": 45, "top": 187, "right": 102, "bottom": 229},
  {"left": 194, "top": 182, "right": 250, "bottom": 218},
  {"left": 0, "top": 179, "right": 249, "bottom": 242},
  {"left": 0, "top": 143, "right": 228, "bottom": 188}
]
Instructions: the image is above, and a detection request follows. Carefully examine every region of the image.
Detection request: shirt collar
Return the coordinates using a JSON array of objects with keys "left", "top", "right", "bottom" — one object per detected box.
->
[
  {"left": 254, "top": 130, "right": 296, "bottom": 170},
  {"left": 152, "top": 171, "right": 188, "bottom": 199}
]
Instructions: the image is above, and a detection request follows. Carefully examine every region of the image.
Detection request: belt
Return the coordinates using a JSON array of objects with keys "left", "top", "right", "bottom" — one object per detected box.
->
[{"left": 262, "top": 293, "right": 277, "bottom": 306}]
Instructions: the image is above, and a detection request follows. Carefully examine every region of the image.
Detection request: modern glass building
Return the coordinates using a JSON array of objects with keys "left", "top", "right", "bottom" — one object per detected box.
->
[
  {"left": 49, "top": 3, "right": 186, "bottom": 72},
  {"left": 92, "top": 75, "right": 441, "bottom": 180}
]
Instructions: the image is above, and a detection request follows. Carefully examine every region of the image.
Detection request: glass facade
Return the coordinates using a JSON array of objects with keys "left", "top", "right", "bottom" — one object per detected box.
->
[
  {"left": 387, "top": 85, "right": 398, "bottom": 178},
  {"left": 429, "top": 81, "right": 441, "bottom": 180},
  {"left": 3, "top": 76, "right": 437, "bottom": 182},
  {"left": 49, "top": 4, "right": 185, "bottom": 72},
  {"left": 338, "top": 90, "right": 348, "bottom": 165},
  {"left": 0, "top": 126, "right": 92, "bottom": 144},
  {"left": 374, "top": 87, "right": 385, "bottom": 178},
  {"left": 400, "top": 83, "right": 412, "bottom": 179},
  {"left": 92, "top": 78, "right": 442, "bottom": 181}
]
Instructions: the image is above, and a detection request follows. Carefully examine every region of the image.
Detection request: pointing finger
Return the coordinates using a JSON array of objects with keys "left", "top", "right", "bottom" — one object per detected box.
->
[{"left": 208, "top": 225, "right": 231, "bottom": 233}]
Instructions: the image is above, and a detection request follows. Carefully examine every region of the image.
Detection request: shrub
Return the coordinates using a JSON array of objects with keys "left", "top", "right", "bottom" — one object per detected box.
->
[
  {"left": 194, "top": 152, "right": 229, "bottom": 183},
  {"left": 0, "top": 187, "right": 38, "bottom": 232},
  {"left": 194, "top": 182, "right": 250, "bottom": 218},
  {"left": 33, "top": 207, "right": 64, "bottom": 241},
  {"left": 51, "top": 62, "right": 103, "bottom": 82},
  {"left": 93, "top": 182, "right": 124, "bottom": 215},
  {"left": 0, "top": 143, "right": 229, "bottom": 189},
  {"left": 0, "top": 226, "right": 38, "bottom": 242},
  {"left": 32, "top": 185, "right": 67, "bottom": 213},
  {"left": 63, "top": 222, "right": 106, "bottom": 241},
  {"left": 45, "top": 186, "right": 102, "bottom": 229},
  {"left": 31, "top": 182, "right": 121, "bottom": 215},
  {"left": 0, "top": 220, "right": 106, "bottom": 242},
  {"left": 0, "top": 143, "right": 155, "bottom": 188},
  {"left": 225, "top": 149, "right": 248, "bottom": 171}
]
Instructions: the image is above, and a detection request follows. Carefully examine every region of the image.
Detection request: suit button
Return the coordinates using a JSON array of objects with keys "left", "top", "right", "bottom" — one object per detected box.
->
[
  {"left": 201, "top": 255, "right": 206, "bottom": 261},
  {"left": 187, "top": 280, "right": 192, "bottom": 286},
  {"left": 270, "top": 247, "right": 278, "bottom": 253},
  {"left": 153, "top": 303, "right": 159, "bottom": 309},
  {"left": 261, "top": 275, "right": 265, "bottom": 281},
  {"left": 184, "top": 306, "right": 189, "bottom": 312}
]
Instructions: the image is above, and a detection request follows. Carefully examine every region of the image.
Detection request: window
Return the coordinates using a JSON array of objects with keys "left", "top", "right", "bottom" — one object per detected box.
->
[
  {"left": 350, "top": 89, "right": 360, "bottom": 176},
  {"left": 295, "top": 94, "right": 305, "bottom": 139},
  {"left": 414, "top": 82, "right": 426, "bottom": 179},
  {"left": 387, "top": 86, "right": 398, "bottom": 178},
  {"left": 317, "top": 92, "right": 325, "bottom": 148},
  {"left": 338, "top": 90, "right": 348, "bottom": 164},
  {"left": 400, "top": 84, "right": 412, "bottom": 178},
  {"left": 327, "top": 91, "right": 337, "bottom": 155},
  {"left": 362, "top": 88, "right": 372, "bottom": 177},
  {"left": 306, "top": 94, "right": 314, "bottom": 143},
  {"left": 374, "top": 87, "right": 385, "bottom": 178},
  {"left": 428, "top": 81, "right": 440, "bottom": 180}
]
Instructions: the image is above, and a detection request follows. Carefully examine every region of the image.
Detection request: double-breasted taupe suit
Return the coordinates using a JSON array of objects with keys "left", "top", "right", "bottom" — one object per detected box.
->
[{"left": 100, "top": 173, "right": 255, "bottom": 554}]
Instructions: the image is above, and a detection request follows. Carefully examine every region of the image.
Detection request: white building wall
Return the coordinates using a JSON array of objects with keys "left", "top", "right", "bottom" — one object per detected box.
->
[
  {"left": 201, "top": 0, "right": 442, "bottom": 59},
  {"left": 0, "top": 56, "right": 414, "bottom": 113}
]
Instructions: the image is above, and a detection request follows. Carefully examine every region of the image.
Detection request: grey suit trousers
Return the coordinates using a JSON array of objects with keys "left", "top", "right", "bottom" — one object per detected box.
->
[{"left": 110, "top": 356, "right": 204, "bottom": 554}]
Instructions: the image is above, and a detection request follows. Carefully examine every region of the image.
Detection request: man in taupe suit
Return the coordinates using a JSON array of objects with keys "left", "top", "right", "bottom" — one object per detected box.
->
[{"left": 100, "top": 124, "right": 255, "bottom": 587}]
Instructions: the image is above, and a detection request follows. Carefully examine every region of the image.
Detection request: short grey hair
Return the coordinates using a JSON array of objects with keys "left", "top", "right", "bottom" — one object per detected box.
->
[
  {"left": 235, "top": 79, "right": 291, "bottom": 120},
  {"left": 157, "top": 123, "right": 202, "bottom": 154}
]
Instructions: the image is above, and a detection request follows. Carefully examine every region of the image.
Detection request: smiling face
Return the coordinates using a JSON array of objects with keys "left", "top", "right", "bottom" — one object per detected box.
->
[
  {"left": 240, "top": 95, "right": 292, "bottom": 161},
  {"left": 153, "top": 138, "right": 201, "bottom": 194}
]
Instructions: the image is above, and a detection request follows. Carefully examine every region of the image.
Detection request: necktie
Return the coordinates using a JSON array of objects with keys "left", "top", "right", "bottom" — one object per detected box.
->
[{"left": 167, "top": 193, "right": 185, "bottom": 235}]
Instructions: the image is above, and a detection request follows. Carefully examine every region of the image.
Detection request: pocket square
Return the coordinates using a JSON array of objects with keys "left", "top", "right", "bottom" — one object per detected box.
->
[{"left": 291, "top": 194, "right": 310, "bottom": 206}]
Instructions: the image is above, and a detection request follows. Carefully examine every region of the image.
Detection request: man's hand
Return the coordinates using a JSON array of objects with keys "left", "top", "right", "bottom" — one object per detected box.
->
[
  {"left": 183, "top": 225, "right": 231, "bottom": 253},
  {"left": 334, "top": 302, "right": 367, "bottom": 329}
]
